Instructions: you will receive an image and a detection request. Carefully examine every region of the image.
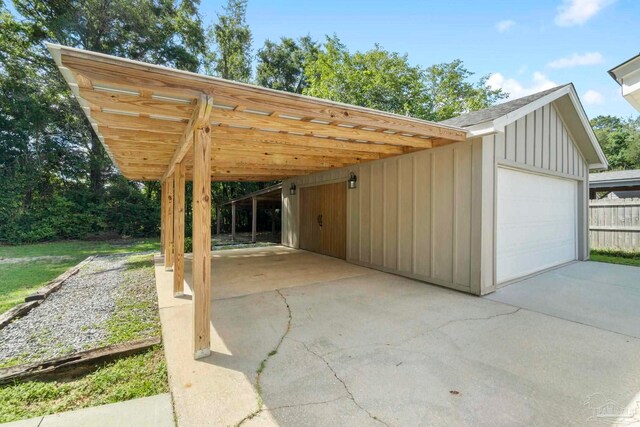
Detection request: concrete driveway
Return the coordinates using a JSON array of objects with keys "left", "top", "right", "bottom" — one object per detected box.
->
[{"left": 155, "top": 247, "right": 640, "bottom": 427}]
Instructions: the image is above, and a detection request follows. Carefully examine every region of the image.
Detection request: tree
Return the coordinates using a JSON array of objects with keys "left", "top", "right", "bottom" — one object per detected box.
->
[
  {"left": 591, "top": 115, "right": 640, "bottom": 170},
  {"left": 205, "top": 0, "right": 252, "bottom": 81},
  {"left": 0, "top": 1, "right": 206, "bottom": 243},
  {"left": 256, "top": 36, "right": 318, "bottom": 93},
  {"left": 304, "top": 36, "right": 505, "bottom": 121},
  {"left": 423, "top": 60, "right": 506, "bottom": 121},
  {"left": 304, "top": 36, "right": 426, "bottom": 116}
]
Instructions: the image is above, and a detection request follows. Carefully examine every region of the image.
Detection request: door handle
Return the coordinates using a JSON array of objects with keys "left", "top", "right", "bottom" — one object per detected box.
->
[{"left": 317, "top": 214, "right": 323, "bottom": 227}]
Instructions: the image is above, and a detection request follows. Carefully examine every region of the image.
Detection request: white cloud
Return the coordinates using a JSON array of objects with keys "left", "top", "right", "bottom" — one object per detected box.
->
[
  {"left": 583, "top": 89, "right": 604, "bottom": 105},
  {"left": 487, "top": 72, "right": 558, "bottom": 100},
  {"left": 555, "top": 0, "right": 616, "bottom": 27},
  {"left": 496, "top": 20, "right": 516, "bottom": 32},
  {"left": 547, "top": 52, "right": 604, "bottom": 68}
]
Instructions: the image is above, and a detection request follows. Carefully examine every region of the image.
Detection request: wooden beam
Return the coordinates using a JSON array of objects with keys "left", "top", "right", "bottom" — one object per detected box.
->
[
  {"left": 251, "top": 197, "right": 257, "bottom": 243},
  {"left": 231, "top": 202, "right": 236, "bottom": 242},
  {"left": 211, "top": 127, "right": 405, "bottom": 155},
  {"left": 164, "top": 174, "right": 174, "bottom": 270},
  {"left": 79, "top": 88, "right": 196, "bottom": 120},
  {"left": 173, "top": 161, "right": 186, "bottom": 296},
  {"left": 59, "top": 49, "right": 466, "bottom": 140},
  {"left": 192, "top": 125, "right": 212, "bottom": 359},
  {"left": 212, "top": 110, "right": 434, "bottom": 148},
  {"left": 100, "top": 128, "right": 181, "bottom": 144},
  {"left": 160, "top": 180, "right": 166, "bottom": 254},
  {"left": 216, "top": 206, "right": 221, "bottom": 235},
  {"left": 92, "top": 110, "right": 187, "bottom": 134},
  {"left": 163, "top": 94, "right": 213, "bottom": 182}
]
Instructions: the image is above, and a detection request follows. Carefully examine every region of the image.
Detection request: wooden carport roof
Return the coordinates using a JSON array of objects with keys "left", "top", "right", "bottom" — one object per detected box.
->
[
  {"left": 46, "top": 43, "right": 468, "bottom": 359},
  {"left": 46, "top": 44, "right": 467, "bottom": 183}
]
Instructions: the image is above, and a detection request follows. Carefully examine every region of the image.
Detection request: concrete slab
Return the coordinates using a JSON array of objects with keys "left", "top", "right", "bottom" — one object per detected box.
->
[
  {"left": 1, "top": 394, "right": 174, "bottom": 427},
  {"left": 486, "top": 261, "right": 640, "bottom": 338},
  {"left": 155, "top": 247, "right": 640, "bottom": 426}
]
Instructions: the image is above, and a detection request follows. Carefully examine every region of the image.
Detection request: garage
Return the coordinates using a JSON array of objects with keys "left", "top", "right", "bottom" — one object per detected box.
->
[
  {"left": 496, "top": 167, "right": 577, "bottom": 284},
  {"left": 282, "top": 84, "right": 608, "bottom": 295}
]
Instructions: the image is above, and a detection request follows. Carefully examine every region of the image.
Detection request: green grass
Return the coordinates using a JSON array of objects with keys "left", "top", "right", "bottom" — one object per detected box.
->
[
  {"left": 590, "top": 249, "right": 640, "bottom": 267},
  {"left": 0, "top": 239, "right": 160, "bottom": 314},
  {"left": 104, "top": 255, "right": 161, "bottom": 345},
  {"left": 0, "top": 346, "right": 168, "bottom": 423}
]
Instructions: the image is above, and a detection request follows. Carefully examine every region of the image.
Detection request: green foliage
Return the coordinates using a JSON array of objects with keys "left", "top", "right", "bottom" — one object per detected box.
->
[
  {"left": 0, "top": 1, "right": 205, "bottom": 244},
  {"left": 205, "top": 0, "right": 252, "bottom": 81},
  {"left": 256, "top": 36, "right": 318, "bottom": 93},
  {"left": 302, "top": 35, "right": 506, "bottom": 120},
  {"left": 0, "top": 346, "right": 168, "bottom": 423},
  {"left": 591, "top": 115, "right": 640, "bottom": 170}
]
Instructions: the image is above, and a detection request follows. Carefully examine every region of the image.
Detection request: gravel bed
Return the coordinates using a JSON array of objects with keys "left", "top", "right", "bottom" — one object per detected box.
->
[
  {"left": 0, "top": 255, "right": 75, "bottom": 265},
  {"left": 0, "top": 252, "right": 156, "bottom": 367}
]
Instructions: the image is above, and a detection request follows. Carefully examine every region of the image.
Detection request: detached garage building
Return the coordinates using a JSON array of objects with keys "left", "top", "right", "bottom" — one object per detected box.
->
[{"left": 282, "top": 84, "right": 608, "bottom": 295}]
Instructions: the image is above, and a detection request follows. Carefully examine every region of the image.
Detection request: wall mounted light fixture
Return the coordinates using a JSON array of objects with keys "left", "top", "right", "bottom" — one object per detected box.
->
[
  {"left": 348, "top": 172, "right": 357, "bottom": 189},
  {"left": 289, "top": 182, "right": 297, "bottom": 195}
]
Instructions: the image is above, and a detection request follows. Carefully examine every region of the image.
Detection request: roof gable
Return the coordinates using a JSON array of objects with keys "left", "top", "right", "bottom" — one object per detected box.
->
[{"left": 441, "top": 84, "right": 608, "bottom": 170}]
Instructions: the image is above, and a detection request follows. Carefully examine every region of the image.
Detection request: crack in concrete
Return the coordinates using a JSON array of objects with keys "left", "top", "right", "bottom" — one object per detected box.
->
[
  {"left": 235, "top": 289, "right": 292, "bottom": 427},
  {"left": 296, "top": 339, "right": 391, "bottom": 427},
  {"left": 268, "top": 396, "right": 346, "bottom": 411},
  {"left": 320, "top": 307, "right": 523, "bottom": 358}
]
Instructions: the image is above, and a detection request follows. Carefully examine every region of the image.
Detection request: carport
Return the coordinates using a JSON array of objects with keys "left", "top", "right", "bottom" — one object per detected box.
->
[{"left": 46, "top": 43, "right": 467, "bottom": 359}]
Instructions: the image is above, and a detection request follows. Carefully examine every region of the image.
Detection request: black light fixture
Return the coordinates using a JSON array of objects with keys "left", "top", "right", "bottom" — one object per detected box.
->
[
  {"left": 289, "top": 182, "right": 297, "bottom": 195},
  {"left": 348, "top": 172, "right": 357, "bottom": 189}
]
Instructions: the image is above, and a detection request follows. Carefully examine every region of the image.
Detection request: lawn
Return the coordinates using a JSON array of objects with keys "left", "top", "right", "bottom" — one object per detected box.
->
[
  {"left": 590, "top": 249, "right": 640, "bottom": 267},
  {"left": 0, "top": 239, "right": 160, "bottom": 314},
  {"left": 0, "top": 249, "right": 168, "bottom": 423},
  {"left": 0, "top": 346, "right": 168, "bottom": 423}
]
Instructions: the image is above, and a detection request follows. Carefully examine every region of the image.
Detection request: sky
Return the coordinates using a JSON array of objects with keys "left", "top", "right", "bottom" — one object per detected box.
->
[{"left": 197, "top": 0, "right": 639, "bottom": 119}]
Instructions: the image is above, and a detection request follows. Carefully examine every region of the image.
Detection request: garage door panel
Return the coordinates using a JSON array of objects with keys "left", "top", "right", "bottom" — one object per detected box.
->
[{"left": 497, "top": 168, "right": 577, "bottom": 283}]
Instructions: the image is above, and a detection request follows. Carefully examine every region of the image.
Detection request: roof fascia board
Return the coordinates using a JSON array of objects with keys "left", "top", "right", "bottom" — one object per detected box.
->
[{"left": 565, "top": 88, "right": 609, "bottom": 170}]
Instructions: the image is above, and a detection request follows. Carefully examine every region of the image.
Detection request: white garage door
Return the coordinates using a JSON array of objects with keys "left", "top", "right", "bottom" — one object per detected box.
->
[{"left": 497, "top": 167, "right": 577, "bottom": 284}]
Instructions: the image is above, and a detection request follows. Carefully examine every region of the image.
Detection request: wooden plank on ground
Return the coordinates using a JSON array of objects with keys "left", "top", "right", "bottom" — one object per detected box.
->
[{"left": 0, "top": 337, "right": 161, "bottom": 384}]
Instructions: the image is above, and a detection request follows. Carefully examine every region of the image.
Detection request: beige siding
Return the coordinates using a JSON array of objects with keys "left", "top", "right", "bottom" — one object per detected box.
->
[
  {"left": 282, "top": 139, "right": 482, "bottom": 293},
  {"left": 480, "top": 102, "right": 590, "bottom": 291}
]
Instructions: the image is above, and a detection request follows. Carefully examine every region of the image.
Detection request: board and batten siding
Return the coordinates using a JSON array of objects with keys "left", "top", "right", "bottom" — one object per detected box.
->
[
  {"left": 282, "top": 139, "right": 484, "bottom": 294},
  {"left": 480, "top": 102, "right": 590, "bottom": 291}
]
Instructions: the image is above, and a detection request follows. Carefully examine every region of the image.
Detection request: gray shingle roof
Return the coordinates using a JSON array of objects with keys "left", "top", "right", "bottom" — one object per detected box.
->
[
  {"left": 590, "top": 169, "right": 640, "bottom": 183},
  {"left": 439, "top": 84, "right": 571, "bottom": 128}
]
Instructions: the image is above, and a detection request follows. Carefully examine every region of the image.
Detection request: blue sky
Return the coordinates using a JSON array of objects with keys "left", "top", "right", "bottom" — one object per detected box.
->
[{"left": 198, "top": 0, "right": 639, "bottom": 119}]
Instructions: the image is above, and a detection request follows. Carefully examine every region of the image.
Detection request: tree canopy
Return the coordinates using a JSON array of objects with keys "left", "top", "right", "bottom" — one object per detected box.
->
[{"left": 3, "top": 0, "right": 633, "bottom": 245}]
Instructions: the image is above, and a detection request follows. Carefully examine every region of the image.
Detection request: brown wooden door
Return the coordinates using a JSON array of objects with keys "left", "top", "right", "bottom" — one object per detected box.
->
[{"left": 299, "top": 182, "right": 346, "bottom": 259}]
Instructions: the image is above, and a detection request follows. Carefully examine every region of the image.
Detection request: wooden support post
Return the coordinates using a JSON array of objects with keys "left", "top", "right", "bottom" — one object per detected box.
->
[
  {"left": 251, "top": 197, "right": 257, "bottom": 243},
  {"left": 160, "top": 180, "right": 166, "bottom": 254},
  {"left": 192, "top": 124, "right": 212, "bottom": 359},
  {"left": 216, "top": 206, "right": 221, "bottom": 235},
  {"left": 231, "top": 202, "right": 236, "bottom": 241},
  {"left": 272, "top": 209, "right": 276, "bottom": 235},
  {"left": 164, "top": 175, "right": 174, "bottom": 270},
  {"left": 173, "top": 161, "right": 186, "bottom": 296}
]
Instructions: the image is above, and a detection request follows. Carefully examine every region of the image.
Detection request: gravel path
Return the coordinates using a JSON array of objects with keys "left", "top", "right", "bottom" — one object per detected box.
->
[{"left": 0, "top": 253, "right": 156, "bottom": 366}]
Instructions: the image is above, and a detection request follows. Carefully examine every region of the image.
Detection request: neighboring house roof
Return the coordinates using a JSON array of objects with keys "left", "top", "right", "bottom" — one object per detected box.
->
[
  {"left": 440, "top": 84, "right": 608, "bottom": 171},
  {"left": 590, "top": 169, "right": 640, "bottom": 189},
  {"left": 609, "top": 53, "right": 640, "bottom": 111}
]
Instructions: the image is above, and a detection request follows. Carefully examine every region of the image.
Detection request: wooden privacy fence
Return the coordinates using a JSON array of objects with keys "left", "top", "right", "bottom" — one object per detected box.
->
[{"left": 589, "top": 198, "right": 640, "bottom": 252}]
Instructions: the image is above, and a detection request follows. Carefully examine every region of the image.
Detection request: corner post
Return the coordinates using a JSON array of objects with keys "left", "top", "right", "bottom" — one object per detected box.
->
[
  {"left": 164, "top": 174, "right": 174, "bottom": 270},
  {"left": 160, "top": 180, "right": 166, "bottom": 254},
  {"left": 231, "top": 202, "right": 236, "bottom": 241},
  {"left": 192, "top": 124, "right": 212, "bottom": 359},
  {"left": 251, "top": 197, "right": 257, "bottom": 243},
  {"left": 173, "top": 161, "right": 186, "bottom": 296}
]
